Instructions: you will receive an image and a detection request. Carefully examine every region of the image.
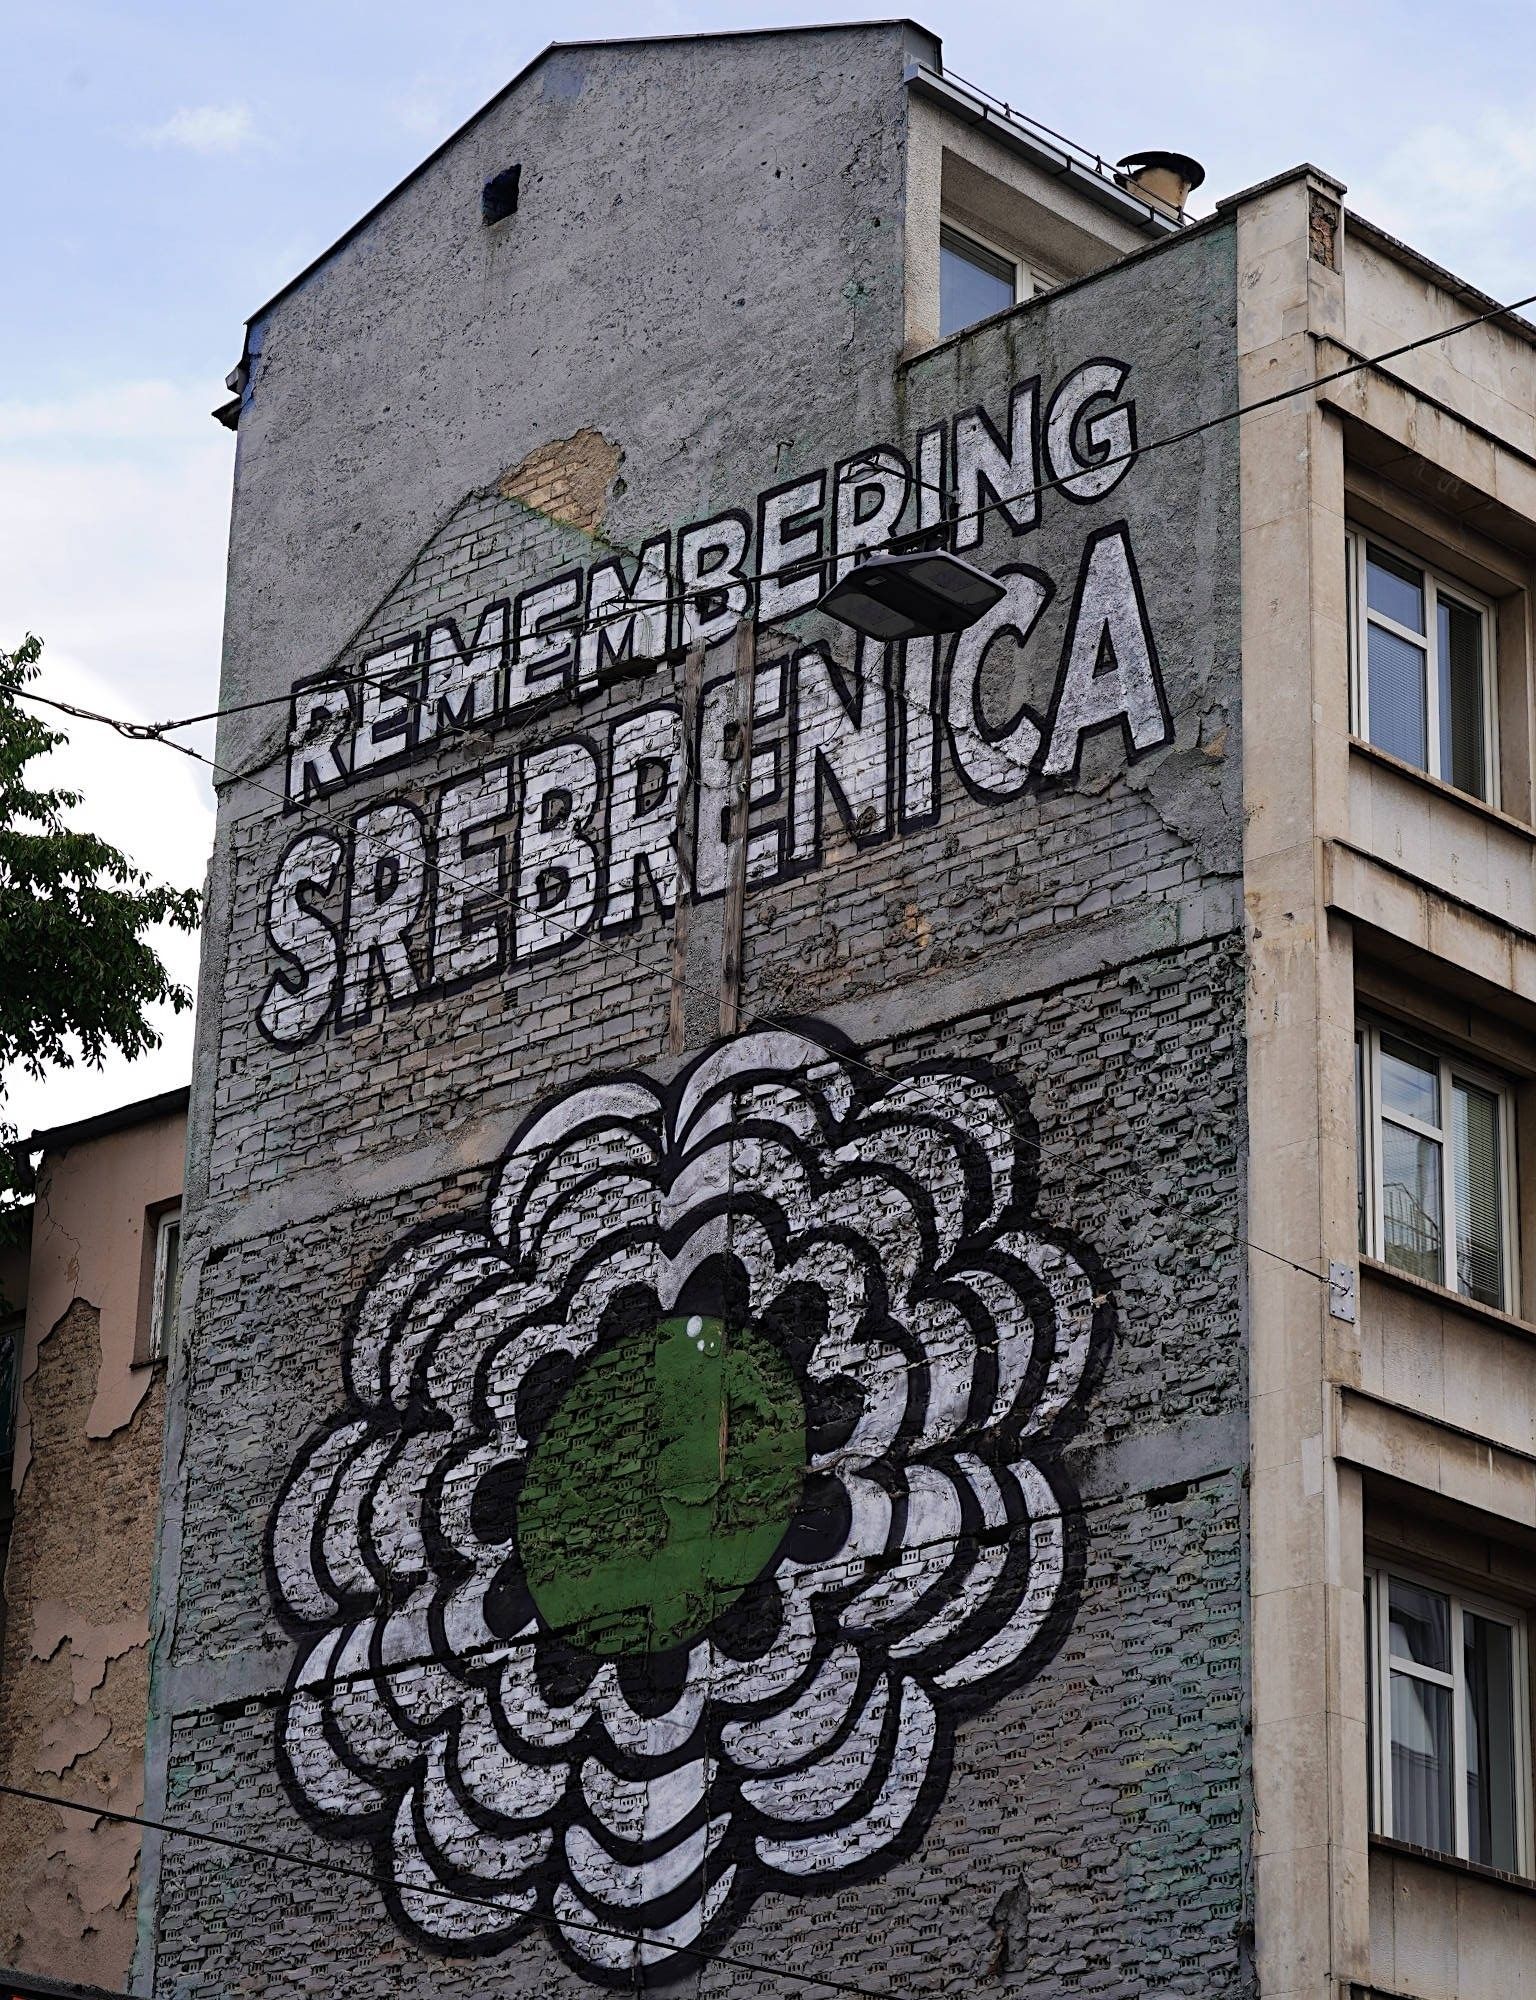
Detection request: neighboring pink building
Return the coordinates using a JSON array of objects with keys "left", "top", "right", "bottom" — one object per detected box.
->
[{"left": 0, "top": 1088, "right": 187, "bottom": 1995}]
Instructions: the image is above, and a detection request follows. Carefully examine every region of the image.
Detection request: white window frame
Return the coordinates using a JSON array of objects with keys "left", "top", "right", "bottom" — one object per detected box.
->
[
  {"left": 1357, "top": 1020, "right": 1519, "bottom": 1311},
  {"left": 1347, "top": 526, "right": 1499, "bottom": 806},
  {"left": 939, "top": 219, "right": 1059, "bottom": 323},
  {"left": 149, "top": 1206, "right": 181, "bottom": 1363},
  {"left": 1366, "top": 1561, "right": 1533, "bottom": 1873}
]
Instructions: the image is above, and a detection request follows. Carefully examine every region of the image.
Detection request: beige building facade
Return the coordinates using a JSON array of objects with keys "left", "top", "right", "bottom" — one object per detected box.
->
[
  {"left": 1238, "top": 171, "right": 1536, "bottom": 1997},
  {"left": 0, "top": 1090, "right": 186, "bottom": 1994}
]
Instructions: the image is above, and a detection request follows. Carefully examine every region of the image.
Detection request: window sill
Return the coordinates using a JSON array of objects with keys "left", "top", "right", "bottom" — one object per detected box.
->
[
  {"left": 1348, "top": 736, "right": 1534, "bottom": 842},
  {"left": 1371, "top": 1833, "right": 1536, "bottom": 1899},
  {"left": 1360, "top": 1255, "right": 1536, "bottom": 1347}
]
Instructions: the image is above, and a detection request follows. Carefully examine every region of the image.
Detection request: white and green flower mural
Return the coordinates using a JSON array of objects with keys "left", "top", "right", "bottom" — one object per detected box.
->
[{"left": 266, "top": 1025, "right": 1114, "bottom": 1984}]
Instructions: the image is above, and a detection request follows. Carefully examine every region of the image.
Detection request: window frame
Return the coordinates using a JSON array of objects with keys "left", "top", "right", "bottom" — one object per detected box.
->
[
  {"left": 938, "top": 220, "right": 1059, "bottom": 336},
  {"left": 1365, "top": 1559, "right": 1533, "bottom": 1874},
  {"left": 1356, "top": 1018, "right": 1520, "bottom": 1312},
  {"left": 1347, "top": 525, "right": 1500, "bottom": 806},
  {"left": 148, "top": 1205, "right": 181, "bottom": 1364}
]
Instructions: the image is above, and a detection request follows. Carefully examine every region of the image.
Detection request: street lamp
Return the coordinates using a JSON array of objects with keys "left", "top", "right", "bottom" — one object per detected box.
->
[{"left": 816, "top": 545, "right": 1005, "bottom": 643}]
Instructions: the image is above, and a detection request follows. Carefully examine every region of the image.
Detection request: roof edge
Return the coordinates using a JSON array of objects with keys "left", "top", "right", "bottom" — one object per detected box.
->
[
  {"left": 238, "top": 20, "right": 940, "bottom": 341},
  {"left": 1346, "top": 208, "right": 1536, "bottom": 349},
  {"left": 1213, "top": 163, "right": 1536, "bottom": 350},
  {"left": 20, "top": 1085, "right": 191, "bottom": 1161},
  {"left": 1213, "top": 161, "right": 1347, "bottom": 213}
]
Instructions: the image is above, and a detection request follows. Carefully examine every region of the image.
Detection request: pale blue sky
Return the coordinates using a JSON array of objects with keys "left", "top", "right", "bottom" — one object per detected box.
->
[{"left": 4, "top": 0, "right": 1534, "bottom": 1130}]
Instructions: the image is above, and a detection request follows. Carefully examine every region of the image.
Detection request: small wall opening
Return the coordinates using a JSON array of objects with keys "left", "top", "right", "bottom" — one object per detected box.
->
[{"left": 482, "top": 165, "right": 522, "bottom": 227}]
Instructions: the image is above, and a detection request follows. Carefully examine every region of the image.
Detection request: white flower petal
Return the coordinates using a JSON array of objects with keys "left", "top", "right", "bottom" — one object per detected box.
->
[
  {"left": 740, "top": 1673, "right": 890, "bottom": 1822},
  {"left": 418, "top": 1739, "right": 552, "bottom": 1876},
  {"left": 956, "top": 1265, "right": 1037, "bottom": 1429},
  {"left": 904, "top": 1298, "right": 979, "bottom": 1451},
  {"left": 554, "top": 1865, "right": 736, "bottom": 1971},
  {"left": 888, "top": 1455, "right": 1011, "bottom": 1662},
  {"left": 842, "top": 1462, "right": 965, "bottom": 1633},
  {"left": 708, "top": 1581, "right": 819, "bottom": 1705},
  {"left": 672, "top": 1031, "right": 847, "bottom": 1154},
  {"left": 318, "top": 1432, "right": 393, "bottom": 1600},
  {"left": 491, "top": 1081, "right": 662, "bottom": 1254},
  {"left": 854, "top": 1071, "right": 1016, "bottom": 1245},
  {"left": 1014, "top": 1237, "right": 1099, "bottom": 1435},
  {"left": 754, "top": 1680, "right": 937, "bottom": 1877},
  {"left": 365, "top": 1428, "right": 442, "bottom": 1581},
  {"left": 592, "top": 1652, "right": 708, "bottom": 1758},
  {"left": 825, "top": 1470, "right": 894, "bottom": 1577},
  {"left": 392, "top": 1791, "right": 534, "bottom": 1941},
  {"left": 346, "top": 1230, "right": 487, "bottom": 1406},
  {"left": 495, "top": 1646, "right": 593, "bottom": 1749},
  {"left": 282, "top": 1685, "right": 389, "bottom": 1817},
  {"left": 565, "top": 1813, "right": 730, "bottom": 1908},
  {"left": 382, "top": 1252, "right": 511, "bottom": 1410},
  {"left": 582, "top": 1754, "right": 707, "bottom": 1846},
  {"left": 480, "top": 1242, "right": 654, "bottom": 1438},
  {"left": 720, "top": 1644, "right": 863, "bottom": 1773},
  {"left": 933, "top": 1461, "right": 1066, "bottom": 1690},
  {"left": 455, "top": 1694, "right": 567, "bottom": 1820},
  {"left": 270, "top": 1418, "right": 372, "bottom": 1620},
  {"left": 327, "top": 1621, "right": 417, "bottom": 1774}
]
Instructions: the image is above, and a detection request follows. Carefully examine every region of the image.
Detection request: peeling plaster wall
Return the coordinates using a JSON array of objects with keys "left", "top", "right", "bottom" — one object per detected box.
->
[
  {"left": 11, "top": 1108, "right": 186, "bottom": 1486},
  {"left": 0, "top": 1301, "right": 162, "bottom": 1987},
  {"left": 0, "top": 1109, "right": 184, "bottom": 1988}
]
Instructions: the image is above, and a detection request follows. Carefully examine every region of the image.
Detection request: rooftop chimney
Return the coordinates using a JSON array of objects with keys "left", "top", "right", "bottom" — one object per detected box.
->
[{"left": 1116, "top": 150, "right": 1206, "bottom": 218}]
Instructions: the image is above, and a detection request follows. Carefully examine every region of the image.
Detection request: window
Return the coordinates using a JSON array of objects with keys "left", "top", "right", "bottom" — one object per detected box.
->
[
  {"left": 1348, "top": 529, "right": 1497, "bottom": 803},
  {"left": 149, "top": 1207, "right": 181, "bottom": 1363},
  {"left": 1366, "top": 1563, "right": 1531, "bottom": 1873},
  {"left": 1356, "top": 1023, "right": 1516, "bottom": 1311},
  {"left": 939, "top": 223, "right": 1057, "bottom": 337}
]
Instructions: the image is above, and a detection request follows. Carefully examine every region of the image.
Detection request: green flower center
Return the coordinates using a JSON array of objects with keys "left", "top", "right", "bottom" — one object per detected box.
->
[{"left": 518, "top": 1314, "right": 805, "bottom": 1656}]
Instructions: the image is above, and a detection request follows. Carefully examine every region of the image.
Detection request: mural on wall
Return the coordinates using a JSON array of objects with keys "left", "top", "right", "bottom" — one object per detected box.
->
[
  {"left": 259, "top": 359, "right": 1175, "bottom": 1048},
  {"left": 267, "top": 1023, "right": 1115, "bottom": 1984}
]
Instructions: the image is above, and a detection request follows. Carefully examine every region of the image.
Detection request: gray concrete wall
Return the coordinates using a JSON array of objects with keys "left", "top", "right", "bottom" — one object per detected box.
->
[{"left": 150, "top": 34, "right": 1251, "bottom": 1999}]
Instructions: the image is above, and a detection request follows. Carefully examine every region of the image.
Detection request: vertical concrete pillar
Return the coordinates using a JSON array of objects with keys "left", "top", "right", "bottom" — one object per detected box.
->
[{"left": 1234, "top": 166, "right": 1368, "bottom": 1998}]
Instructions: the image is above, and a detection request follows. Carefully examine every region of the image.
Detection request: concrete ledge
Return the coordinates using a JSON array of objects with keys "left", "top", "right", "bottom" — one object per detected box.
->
[
  {"left": 1336, "top": 1385, "right": 1536, "bottom": 1526},
  {"left": 1325, "top": 839, "right": 1536, "bottom": 1012}
]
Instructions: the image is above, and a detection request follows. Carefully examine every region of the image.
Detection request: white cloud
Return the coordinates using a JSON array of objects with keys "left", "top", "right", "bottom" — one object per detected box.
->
[
  {"left": 0, "top": 382, "right": 227, "bottom": 1139},
  {"left": 1, "top": 648, "right": 213, "bottom": 1144},
  {"left": 388, "top": 87, "right": 453, "bottom": 142},
  {"left": 0, "top": 379, "right": 215, "bottom": 449},
  {"left": 141, "top": 102, "right": 255, "bottom": 155},
  {"left": 0, "top": 379, "right": 232, "bottom": 734},
  {"left": 1350, "top": 102, "right": 1536, "bottom": 301}
]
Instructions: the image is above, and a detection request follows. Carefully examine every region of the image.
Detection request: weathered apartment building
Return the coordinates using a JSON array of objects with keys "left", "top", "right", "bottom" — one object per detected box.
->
[
  {"left": 103, "top": 19, "right": 1536, "bottom": 2000},
  {"left": 0, "top": 1092, "right": 186, "bottom": 1993}
]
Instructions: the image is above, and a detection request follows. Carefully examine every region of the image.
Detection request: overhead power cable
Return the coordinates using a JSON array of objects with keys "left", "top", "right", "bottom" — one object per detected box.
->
[
  {"left": 16, "top": 276, "right": 1536, "bottom": 751},
  {"left": 7, "top": 280, "right": 1518, "bottom": 1280},
  {"left": 0, "top": 1780, "right": 895, "bottom": 1999}
]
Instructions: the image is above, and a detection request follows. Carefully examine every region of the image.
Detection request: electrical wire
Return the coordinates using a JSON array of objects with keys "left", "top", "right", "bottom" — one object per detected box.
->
[
  {"left": 0, "top": 1780, "right": 897, "bottom": 1999},
  {"left": 12, "top": 640, "right": 1345, "bottom": 1272},
  {"left": 15, "top": 649, "right": 1346, "bottom": 1294},
  {"left": 8, "top": 274, "right": 1470, "bottom": 1265},
  {"left": 16, "top": 275, "right": 1536, "bottom": 752}
]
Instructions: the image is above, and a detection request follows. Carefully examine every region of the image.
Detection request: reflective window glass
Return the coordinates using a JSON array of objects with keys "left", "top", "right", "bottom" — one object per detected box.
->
[
  {"left": 1367, "top": 545, "right": 1426, "bottom": 632},
  {"left": 940, "top": 226, "right": 1016, "bottom": 337}
]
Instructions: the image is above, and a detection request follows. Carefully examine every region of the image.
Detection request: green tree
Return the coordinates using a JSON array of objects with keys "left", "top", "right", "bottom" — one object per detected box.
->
[{"left": 0, "top": 634, "right": 201, "bottom": 1204}]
